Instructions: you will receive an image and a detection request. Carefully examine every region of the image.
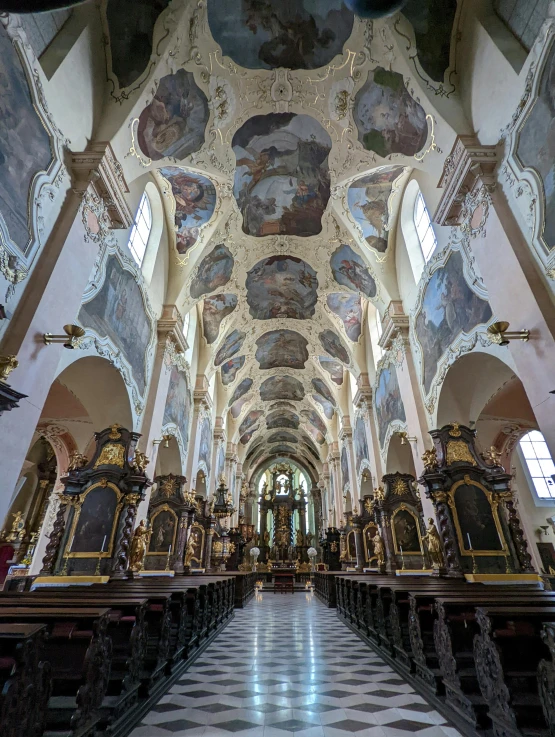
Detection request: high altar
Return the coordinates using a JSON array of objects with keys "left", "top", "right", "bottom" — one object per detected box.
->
[{"left": 258, "top": 464, "right": 309, "bottom": 565}]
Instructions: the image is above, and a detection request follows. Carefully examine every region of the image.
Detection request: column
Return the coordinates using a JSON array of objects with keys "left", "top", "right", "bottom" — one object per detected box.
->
[
  {"left": 351, "top": 516, "right": 364, "bottom": 572},
  {"left": 339, "top": 416, "right": 359, "bottom": 510},
  {"left": 353, "top": 375, "right": 383, "bottom": 483},
  {"left": 185, "top": 376, "right": 212, "bottom": 491}
]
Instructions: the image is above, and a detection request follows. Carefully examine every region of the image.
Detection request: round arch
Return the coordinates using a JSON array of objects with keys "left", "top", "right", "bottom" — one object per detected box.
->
[{"left": 385, "top": 433, "right": 416, "bottom": 476}]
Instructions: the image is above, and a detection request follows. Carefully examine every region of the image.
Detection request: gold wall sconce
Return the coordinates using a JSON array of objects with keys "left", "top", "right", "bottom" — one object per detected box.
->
[
  {"left": 487, "top": 321, "right": 530, "bottom": 346},
  {"left": 43, "top": 324, "right": 85, "bottom": 349},
  {"left": 396, "top": 431, "right": 417, "bottom": 445},
  {"left": 153, "top": 434, "right": 173, "bottom": 449},
  {"left": 537, "top": 525, "right": 550, "bottom": 538}
]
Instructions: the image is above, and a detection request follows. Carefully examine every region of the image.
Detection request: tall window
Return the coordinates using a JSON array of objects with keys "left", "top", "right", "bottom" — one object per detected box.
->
[
  {"left": 519, "top": 430, "right": 555, "bottom": 499},
  {"left": 413, "top": 190, "right": 437, "bottom": 263},
  {"left": 494, "top": 0, "right": 548, "bottom": 51},
  {"left": 128, "top": 192, "right": 152, "bottom": 267},
  {"left": 182, "top": 311, "right": 191, "bottom": 340}
]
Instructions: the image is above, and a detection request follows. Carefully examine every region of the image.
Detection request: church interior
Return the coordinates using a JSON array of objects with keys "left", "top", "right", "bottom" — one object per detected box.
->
[{"left": 2, "top": 0, "right": 555, "bottom": 735}]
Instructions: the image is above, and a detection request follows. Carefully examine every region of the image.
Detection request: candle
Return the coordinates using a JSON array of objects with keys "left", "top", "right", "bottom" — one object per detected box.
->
[
  {"left": 101, "top": 535, "right": 107, "bottom": 553},
  {"left": 68, "top": 535, "right": 75, "bottom": 551},
  {"left": 467, "top": 533, "right": 472, "bottom": 550},
  {"left": 400, "top": 545, "right": 403, "bottom": 554},
  {"left": 168, "top": 545, "right": 172, "bottom": 555}
]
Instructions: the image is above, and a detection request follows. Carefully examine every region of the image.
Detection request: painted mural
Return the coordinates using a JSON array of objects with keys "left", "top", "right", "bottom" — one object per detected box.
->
[
  {"left": 268, "top": 431, "right": 298, "bottom": 444},
  {"left": 105, "top": 0, "right": 170, "bottom": 88},
  {"left": 319, "top": 357, "right": 343, "bottom": 385},
  {"left": 221, "top": 355, "right": 245, "bottom": 385},
  {"left": 312, "top": 377, "right": 335, "bottom": 419},
  {"left": 239, "top": 410, "right": 264, "bottom": 437},
  {"left": 393, "top": 510, "right": 420, "bottom": 552},
  {"left": 207, "top": 0, "right": 353, "bottom": 70},
  {"left": 198, "top": 416, "right": 212, "bottom": 476},
  {"left": 266, "top": 410, "right": 300, "bottom": 430},
  {"left": 414, "top": 250, "right": 493, "bottom": 394},
  {"left": 260, "top": 375, "right": 305, "bottom": 402},
  {"left": 137, "top": 69, "right": 209, "bottom": 161},
  {"left": 301, "top": 409, "right": 327, "bottom": 437},
  {"left": 149, "top": 510, "right": 176, "bottom": 553},
  {"left": 270, "top": 445, "right": 296, "bottom": 455},
  {"left": 516, "top": 42, "right": 555, "bottom": 251},
  {"left": 0, "top": 25, "right": 53, "bottom": 253},
  {"left": 341, "top": 446, "right": 350, "bottom": 489},
  {"left": 202, "top": 294, "right": 238, "bottom": 344},
  {"left": 326, "top": 293, "right": 362, "bottom": 342},
  {"left": 162, "top": 366, "right": 192, "bottom": 450},
  {"left": 347, "top": 167, "right": 405, "bottom": 253},
  {"left": 306, "top": 424, "right": 326, "bottom": 445},
  {"left": 229, "top": 378, "right": 253, "bottom": 407},
  {"left": 160, "top": 167, "right": 217, "bottom": 255},
  {"left": 319, "top": 329, "right": 350, "bottom": 365},
  {"left": 190, "top": 243, "right": 234, "bottom": 299},
  {"left": 232, "top": 113, "right": 332, "bottom": 237},
  {"left": 72, "top": 487, "right": 118, "bottom": 554},
  {"left": 354, "top": 415, "right": 369, "bottom": 473},
  {"left": 246, "top": 255, "right": 318, "bottom": 319},
  {"left": 375, "top": 365, "right": 406, "bottom": 448},
  {"left": 255, "top": 330, "right": 308, "bottom": 370},
  {"left": 330, "top": 244, "right": 377, "bottom": 298},
  {"left": 403, "top": 0, "right": 458, "bottom": 83},
  {"left": 79, "top": 257, "right": 152, "bottom": 394},
  {"left": 231, "top": 394, "right": 251, "bottom": 419},
  {"left": 240, "top": 430, "right": 257, "bottom": 445},
  {"left": 214, "top": 329, "right": 246, "bottom": 367},
  {"left": 353, "top": 67, "right": 428, "bottom": 158},
  {"left": 216, "top": 444, "right": 226, "bottom": 481}
]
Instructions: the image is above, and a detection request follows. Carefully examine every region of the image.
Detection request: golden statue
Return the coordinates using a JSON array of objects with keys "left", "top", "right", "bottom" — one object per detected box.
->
[
  {"left": 213, "top": 540, "right": 223, "bottom": 554},
  {"left": 6, "top": 511, "right": 26, "bottom": 542},
  {"left": 374, "top": 486, "right": 385, "bottom": 502},
  {"left": 364, "top": 498, "right": 374, "bottom": 514},
  {"left": 129, "top": 520, "right": 150, "bottom": 572},
  {"left": 422, "top": 518, "right": 445, "bottom": 569},
  {"left": 295, "top": 528, "right": 303, "bottom": 546},
  {"left": 422, "top": 447, "right": 439, "bottom": 471},
  {"left": 372, "top": 531, "right": 385, "bottom": 566},
  {"left": 132, "top": 450, "right": 149, "bottom": 474},
  {"left": 0, "top": 354, "right": 18, "bottom": 382},
  {"left": 481, "top": 446, "right": 503, "bottom": 467},
  {"left": 68, "top": 452, "right": 88, "bottom": 472},
  {"left": 184, "top": 531, "right": 197, "bottom": 566}
]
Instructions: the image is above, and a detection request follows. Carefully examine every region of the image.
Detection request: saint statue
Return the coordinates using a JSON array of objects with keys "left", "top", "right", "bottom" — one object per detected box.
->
[
  {"left": 129, "top": 520, "right": 150, "bottom": 572},
  {"left": 372, "top": 531, "right": 385, "bottom": 566},
  {"left": 422, "top": 518, "right": 445, "bottom": 569},
  {"left": 6, "top": 511, "right": 26, "bottom": 542},
  {"left": 306, "top": 533, "right": 313, "bottom": 546},
  {"left": 184, "top": 530, "right": 197, "bottom": 567},
  {"left": 295, "top": 529, "right": 303, "bottom": 546},
  {"left": 263, "top": 529, "right": 270, "bottom": 546}
]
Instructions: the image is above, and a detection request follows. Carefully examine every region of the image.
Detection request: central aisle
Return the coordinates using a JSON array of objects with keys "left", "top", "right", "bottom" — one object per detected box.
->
[{"left": 131, "top": 592, "right": 461, "bottom": 737}]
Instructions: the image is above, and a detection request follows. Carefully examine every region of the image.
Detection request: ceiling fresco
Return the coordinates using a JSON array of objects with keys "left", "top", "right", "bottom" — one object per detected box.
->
[
  {"left": 266, "top": 410, "right": 300, "bottom": 430},
  {"left": 319, "top": 329, "right": 350, "bottom": 365},
  {"left": 326, "top": 293, "right": 362, "bottom": 342},
  {"left": 239, "top": 410, "right": 264, "bottom": 437},
  {"left": 232, "top": 113, "right": 332, "bottom": 237},
  {"left": 246, "top": 255, "right": 318, "bottom": 319},
  {"left": 221, "top": 355, "right": 245, "bottom": 385},
  {"left": 301, "top": 409, "right": 327, "bottom": 438},
  {"left": 190, "top": 243, "right": 234, "bottom": 299},
  {"left": 255, "top": 330, "right": 309, "bottom": 370},
  {"left": 202, "top": 294, "right": 238, "bottom": 345},
  {"left": 260, "top": 375, "right": 305, "bottom": 402},
  {"left": 330, "top": 245, "right": 377, "bottom": 298},
  {"left": 319, "top": 357, "right": 344, "bottom": 385},
  {"left": 402, "top": 0, "right": 458, "bottom": 83},
  {"left": 228, "top": 378, "right": 253, "bottom": 408},
  {"left": 207, "top": 0, "right": 354, "bottom": 71},
  {"left": 214, "top": 329, "right": 246, "bottom": 366},
  {"left": 268, "top": 431, "right": 299, "bottom": 445}
]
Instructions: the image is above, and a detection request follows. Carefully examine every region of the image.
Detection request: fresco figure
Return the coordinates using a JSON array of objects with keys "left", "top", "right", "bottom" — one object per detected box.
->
[
  {"left": 326, "top": 293, "right": 362, "bottom": 342},
  {"left": 163, "top": 366, "right": 191, "bottom": 450},
  {"left": 137, "top": 69, "right": 209, "bottom": 161},
  {"left": 190, "top": 243, "right": 234, "bottom": 299},
  {"left": 354, "top": 67, "right": 428, "bottom": 158},
  {"left": 319, "top": 329, "right": 350, "bottom": 365},
  {"left": 160, "top": 167, "right": 217, "bottom": 255},
  {"left": 198, "top": 416, "right": 212, "bottom": 476},
  {"left": 255, "top": 330, "right": 309, "bottom": 370},
  {"left": 246, "top": 255, "right": 318, "bottom": 319},
  {"left": 301, "top": 409, "right": 327, "bottom": 437},
  {"left": 330, "top": 244, "right": 377, "bottom": 298},
  {"left": 233, "top": 113, "right": 332, "bottom": 237},
  {"left": 348, "top": 167, "right": 405, "bottom": 253},
  {"left": 240, "top": 430, "right": 257, "bottom": 445},
  {"left": 268, "top": 432, "right": 298, "bottom": 444},
  {"left": 229, "top": 378, "right": 253, "bottom": 407},
  {"left": 319, "top": 356, "right": 344, "bottom": 385},
  {"left": 260, "top": 375, "right": 305, "bottom": 402},
  {"left": 0, "top": 25, "right": 53, "bottom": 253},
  {"left": 375, "top": 365, "right": 406, "bottom": 447},
  {"left": 266, "top": 410, "right": 300, "bottom": 430},
  {"left": 239, "top": 410, "right": 264, "bottom": 437},
  {"left": 354, "top": 415, "right": 369, "bottom": 472},
  {"left": 414, "top": 250, "right": 492, "bottom": 394},
  {"left": 221, "top": 356, "right": 245, "bottom": 385},
  {"left": 202, "top": 294, "right": 238, "bottom": 344},
  {"left": 207, "top": 0, "right": 353, "bottom": 70},
  {"left": 214, "top": 329, "right": 246, "bottom": 367},
  {"left": 341, "top": 446, "right": 350, "bottom": 489},
  {"left": 79, "top": 257, "right": 152, "bottom": 394}
]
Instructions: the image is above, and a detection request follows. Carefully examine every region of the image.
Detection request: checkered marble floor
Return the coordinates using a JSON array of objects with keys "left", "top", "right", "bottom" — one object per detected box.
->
[{"left": 129, "top": 591, "right": 462, "bottom": 737}]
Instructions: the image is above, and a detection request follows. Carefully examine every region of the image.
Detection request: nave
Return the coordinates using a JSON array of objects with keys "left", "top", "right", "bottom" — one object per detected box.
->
[{"left": 132, "top": 593, "right": 459, "bottom": 737}]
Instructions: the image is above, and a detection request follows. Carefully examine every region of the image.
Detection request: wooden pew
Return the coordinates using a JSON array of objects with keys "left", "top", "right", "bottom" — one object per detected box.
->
[{"left": 0, "top": 623, "right": 51, "bottom": 737}]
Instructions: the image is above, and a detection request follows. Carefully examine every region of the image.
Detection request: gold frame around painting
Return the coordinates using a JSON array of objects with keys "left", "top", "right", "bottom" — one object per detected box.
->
[
  {"left": 65, "top": 480, "right": 123, "bottom": 558},
  {"left": 146, "top": 504, "right": 178, "bottom": 556},
  {"left": 188, "top": 523, "right": 205, "bottom": 566},
  {"left": 390, "top": 504, "right": 423, "bottom": 556},
  {"left": 448, "top": 475, "right": 508, "bottom": 557},
  {"left": 362, "top": 521, "right": 378, "bottom": 563}
]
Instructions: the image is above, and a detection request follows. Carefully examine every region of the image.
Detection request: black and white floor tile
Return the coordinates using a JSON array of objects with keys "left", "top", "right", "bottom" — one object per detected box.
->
[{"left": 129, "top": 591, "right": 462, "bottom": 737}]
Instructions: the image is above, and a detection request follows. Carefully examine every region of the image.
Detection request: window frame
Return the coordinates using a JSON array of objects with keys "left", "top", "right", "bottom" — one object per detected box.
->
[
  {"left": 127, "top": 191, "right": 153, "bottom": 267},
  {"left": 413, "top": 190, "right": 437, "bottom": 264},
  {"left": 518, "top": 430, "right": 555, "bottom": 505}
]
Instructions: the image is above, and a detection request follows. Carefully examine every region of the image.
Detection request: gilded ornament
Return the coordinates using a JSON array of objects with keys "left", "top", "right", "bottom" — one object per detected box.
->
[
  {"left": 392, "top": 478, "right": 407, "bottom": 496},
  {"left": 68, "top": 452, "right": 88, "bottom": 472},
  {"left": 213, "top": 540, "right": 223, "bottom": 554},
  {"left": 160, "top": 477, "right": 178, "bottom": 497},
  {"left": 184, "top": 530, "right": 197, "bottom": 566},
  {"left": 449, "top": 422, "right": 462, "bottom": 437},
  {"left": 131, "top": 451, "right": 149, "bottom": 474},
  {"left": 481, "top": 446, "right": 503, "bottom": 467},
  {"left": 374, "top": 485, "right": 385, "bottom": 501},
  {"left": 129, "top": 520, "right": 150, "bottom": 572},
  {"left": 99, "top": 477, "right": 108, "bottom": 487},
  {"left": 126, "top": 493, "right": 141, "bottom": 506},
  {"left": 109, "top": 423, "right": 122, "bottom": 440},
  {"left": 422, "top": 448, "right": 439, "bottom": 471},
  {"left": 446, "top": 440, "right": 476, "bottom": 466},
  {"left": 6, "top": 511, "right": 25, "bottom": 542},
  {"left": 372, "top": 531, "right": 385, "bottom": 566},
  {"left": 330, "top": 541, "right": 338, "bottom": 553},
  {"left": 364, "top": 498, "right": 374, "bottom": 514},
  {"left": 422, "top": 518, "right": 445, "bottom": 569},
  {"left": 94, "top": 443, "right": 125, "bottom": 468},
  {"left": 0, "top": 354, "right": 18, "bottom": 382}
]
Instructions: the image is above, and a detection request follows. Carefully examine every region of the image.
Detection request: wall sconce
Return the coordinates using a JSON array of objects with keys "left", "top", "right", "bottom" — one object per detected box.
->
[
  {"left": 396, "top": 431, "right": 416, "bottom": 446},
  {"left": 537, "top": 525, "right": 550, "bottom": 538},
  {"left": 43, "top": 324, "right": 85, "bottom": 349},
  {"left": 487, "top": 321, "right": 530, "bottom": 346},
  {"left": 153, "top": 434, "right": 173, "bottom": 449}
]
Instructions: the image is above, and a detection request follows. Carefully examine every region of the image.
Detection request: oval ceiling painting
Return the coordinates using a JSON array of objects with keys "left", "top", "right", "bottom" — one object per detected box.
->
[
  {"left": 214, "top": 329, "right": 246, "bottom": 367},
  {"left": 319, "top": 329, "right": 350, "bottom": 365},
  {"left": 301, "top": 409, "right": 327, "bottom": 437},
  {"left": 266, "top": 410, "right": 300, "bottom": 430},
  {"left": 311, "top": 378, "right": 336, "bottom": 407},
  {"left": 306, "top": 423, "right": 326, "bottom": 445},
  {"left": 319, "top": 356, "right": 344, "bottom": 385},
  {"left": 326, "top": 294, "right": 362, "bottom": 342},
  {"left": 347, "top": 167, "right": 405, "bottom": 253},
  {"left": 228, "top": 377, "right": 253, "bottom": 406},
  {"left": 221, "top": 355, "right": 245, "bottom": 385},
  {"left": 232, "top": 113, "right": 331, "bottom": 237},
  {"left": 255, "top": 330, "right": 309, "bottom": 370},
  {"left": 160, "top": 167, "right": 217, "bottom": 255},
  {"left": 268, "top": 432, "right": 298, "bottom": 444},
  {"left": 260, "top": 375, "right": 305, "bottom": 402},
  {"left": 330, "top": 244, "right": 377, "bottom": 298},
  {"left": 138, "top": 69, "right": 209, "bottom": 161},
  {"left": 231, "top": 394, "right": 251, "bottom": 419},
  {"left": 246, "top": 255, "right": 318, "bottom": 320},
  {"left": 239, "top": 410, "right": 264, "bottom": 437},
  {"left": 202, "top": 294, "right": 238, "bottom": 345},
  {"left": 240, "top": 430, "right": 257, "bottom": 445},
  {"left": 207, "top": 0, "right": 353, "bottom": 70},
  {"left": 190, "top": 243, "right": 234, "bottom": 299}
]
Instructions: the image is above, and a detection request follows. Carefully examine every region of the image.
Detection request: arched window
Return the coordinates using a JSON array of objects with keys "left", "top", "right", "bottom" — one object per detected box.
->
[
  {"left": 413, "top": 190, "right": 437, "bottom": 263},
  {"left": 493, "top": 0, "right": 547, "bottom": 52},
  {"left": 182, "top": 311, "right": 191, "bottom": 340},
  {"left": 128, "top": 191, "right": 152, "bottom": 267},
  {"left": 519, "top": 430, "right": 555, "bottom": 499}
]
